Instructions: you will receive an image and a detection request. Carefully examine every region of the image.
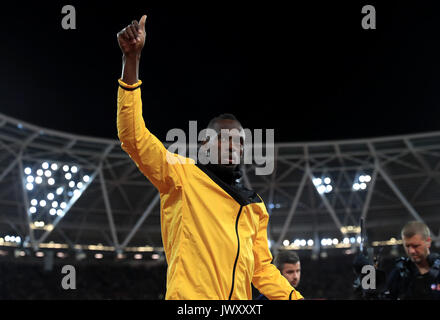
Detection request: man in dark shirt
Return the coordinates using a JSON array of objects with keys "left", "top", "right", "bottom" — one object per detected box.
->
[{"left": 385, "top": 221, "right": 440, "bottom": 300}]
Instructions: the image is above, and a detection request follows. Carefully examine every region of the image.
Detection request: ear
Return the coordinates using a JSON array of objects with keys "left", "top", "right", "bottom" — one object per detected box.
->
[{"left": 426, "top": 237, "right": 432, "bottom": 248}]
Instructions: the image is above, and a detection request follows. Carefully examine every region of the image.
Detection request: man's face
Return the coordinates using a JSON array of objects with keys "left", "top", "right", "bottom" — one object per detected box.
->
[
  {"left": 281, "top": 262, "right": 301, "bottom": 287},
  {"left": 403, "top": 234, "right": 431, "bottom": 264},
  {"left": 208, "top": 119, "right": 245, "bottom": 168}
]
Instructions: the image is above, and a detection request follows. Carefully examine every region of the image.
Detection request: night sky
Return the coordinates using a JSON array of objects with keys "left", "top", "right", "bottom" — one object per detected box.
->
[{"left": 1, "top": 2, "right": 440, "bottom": 143}]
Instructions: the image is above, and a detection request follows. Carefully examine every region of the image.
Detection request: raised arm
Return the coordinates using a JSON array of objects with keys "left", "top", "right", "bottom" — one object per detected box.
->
[
  {"left": 116, "top": 15, "right": 181, "bottom": 193},
  {"left": 117, "top": 15, "right": 146, "bottom": 84}
]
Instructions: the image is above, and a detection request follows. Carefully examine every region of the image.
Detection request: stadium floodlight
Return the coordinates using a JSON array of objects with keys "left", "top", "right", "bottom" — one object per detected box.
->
[
  {"left": 293, "top": 239, "right": 301, "bottom": 246},
  {"left": 332, "top": 238, "right": 339, "bottom": 245},
  {"left": 307, "top": 239, "right": 314, "bottom": 246},
  {"left": 283, "top": 239, "right": 290, "bottom": 246},
  {"left": 350, "top": 237, "right": 356, "bottom": 244},
  {"left": 95, "top": 253, "right": 103, "bottom": 259},
  {"left": 134, "top": 254, "right": 143, "bottom": 260},
  {"left": 313, "top": 178, "right": 322, "bottom": 186},
  {"left": 343, "top": 237, "right": 350, "bottom": 244},
  {"left": 314, "top": 175, "right": 333, "bottom": 194},
  {"left": 23, "top": 160, "right": 93, "bottom": 233},
  {"left": 300, "top": 239, "right": 307, "bottom": 246},
  {"left": 35, "top": 252, "right": 44, "bottom": 257},
  {"left": 151, "top": 254, "right": 160, "bottom": 260},
  {"left": 353, "top": 173, "right": 372, "bottom": 191},
  {"left": 317, "top": 185, "right": 326, "bottom": 194}
]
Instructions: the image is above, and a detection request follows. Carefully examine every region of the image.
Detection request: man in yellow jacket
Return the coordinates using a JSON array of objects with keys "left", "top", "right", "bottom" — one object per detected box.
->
[{"left": 116, "top": 15, "right": 303, "bottom": 300}]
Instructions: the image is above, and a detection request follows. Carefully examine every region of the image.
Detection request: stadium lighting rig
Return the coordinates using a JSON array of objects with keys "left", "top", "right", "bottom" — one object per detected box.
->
[
  {"left": 312, "top": 176, "right": 333, "bottom": 194},
  {"left": 352, "top": 174, "right": 372, "bottom": 191},
  {"left": 22, "top": 160, "right": 94, "bottom": 235}
]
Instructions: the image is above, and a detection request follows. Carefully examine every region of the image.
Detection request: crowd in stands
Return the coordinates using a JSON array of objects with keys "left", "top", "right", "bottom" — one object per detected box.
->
[{"left": 1, "top": 251, "right": 400, "bottom": 300}]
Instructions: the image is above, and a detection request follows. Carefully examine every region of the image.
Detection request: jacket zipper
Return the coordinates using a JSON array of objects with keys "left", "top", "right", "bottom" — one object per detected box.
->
[{"left": 228, "top": 205, "right": 243, "bottom": 300}]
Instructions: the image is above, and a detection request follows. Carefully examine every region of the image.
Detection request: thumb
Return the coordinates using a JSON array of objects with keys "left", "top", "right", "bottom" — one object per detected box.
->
[{"left": 139, "top": 15, "right": 147, "bottom": 31}]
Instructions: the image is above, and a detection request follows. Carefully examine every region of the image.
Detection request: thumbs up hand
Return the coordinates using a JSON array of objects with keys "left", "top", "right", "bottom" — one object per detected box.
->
[{"left": 117, "top": 15, "right": 147, "bottom": 57}]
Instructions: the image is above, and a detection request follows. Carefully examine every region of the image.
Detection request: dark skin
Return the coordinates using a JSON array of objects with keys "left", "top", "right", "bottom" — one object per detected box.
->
[
  {"left": 117, "top": 16, "right": 244, "bottom": 169},
  {"left": 117, "top": 15, "right": 147, "bottom": 85}
]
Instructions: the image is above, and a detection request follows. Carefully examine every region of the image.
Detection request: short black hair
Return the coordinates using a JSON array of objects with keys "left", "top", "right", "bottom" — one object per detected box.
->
[
  {"left": 207, "top": 113, "right": 242, "bottom": 130},
  {"left": 274, "top": 250, "right": 300, "bottom": 270}
]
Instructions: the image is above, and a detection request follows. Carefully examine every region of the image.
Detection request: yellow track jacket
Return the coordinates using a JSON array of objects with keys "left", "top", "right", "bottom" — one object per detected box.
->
[{"left": 117, "top": 79, "right": 303, "bottom": 300}]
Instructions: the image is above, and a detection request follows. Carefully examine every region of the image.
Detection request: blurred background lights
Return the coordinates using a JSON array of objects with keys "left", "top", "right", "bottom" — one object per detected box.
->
[
  {"left": 353, "top": 174, "right": 372, "bottom": 191},
  {"left": 313, "top": 176, "right": 333, "bottom": 194}
]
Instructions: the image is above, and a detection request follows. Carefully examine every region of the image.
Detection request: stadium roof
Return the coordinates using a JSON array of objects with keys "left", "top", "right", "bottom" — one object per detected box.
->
[{"left": 1, "top": 112, "right": 440, "bottom": 260}]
